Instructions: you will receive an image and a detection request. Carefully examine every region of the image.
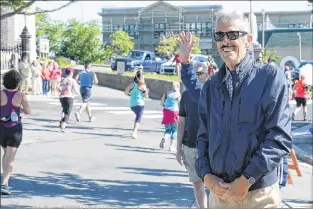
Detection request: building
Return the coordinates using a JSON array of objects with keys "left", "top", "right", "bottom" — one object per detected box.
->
[
  {"left": 250, "top": 10, "right": 313, "bottom": 66},
  {"left": 99, "top": 2, "right": 312, "bottom": 66},
  {"left": 98, "top": 1, "right": 222, "bottom": 57},
  {"left": 1, "top": 7, "right": 37, "bottom": 62}
]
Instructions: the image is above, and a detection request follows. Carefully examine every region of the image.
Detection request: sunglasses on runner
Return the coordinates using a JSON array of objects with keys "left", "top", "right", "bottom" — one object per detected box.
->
[
  {"left": 214, "top": 31, "right": 248, "bottom": 41},
  {"left": 196, "top": 71, "right": 207, "bottom": 76}
]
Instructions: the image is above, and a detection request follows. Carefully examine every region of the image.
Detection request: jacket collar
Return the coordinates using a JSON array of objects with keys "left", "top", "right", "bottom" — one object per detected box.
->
[{"left": 212, "top": 53, "right": 253, "bottom": 87}]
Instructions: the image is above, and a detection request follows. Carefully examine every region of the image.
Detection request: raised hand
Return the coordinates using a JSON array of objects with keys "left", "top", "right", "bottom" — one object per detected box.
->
[{"left": 178, "top": 31, "right": 194, "bottom": 64}]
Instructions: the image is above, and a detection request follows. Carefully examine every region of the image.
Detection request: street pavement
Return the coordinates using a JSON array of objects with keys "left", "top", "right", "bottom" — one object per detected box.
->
[{"left": 1, "top": 85, "right": 313, "bottom": 208}]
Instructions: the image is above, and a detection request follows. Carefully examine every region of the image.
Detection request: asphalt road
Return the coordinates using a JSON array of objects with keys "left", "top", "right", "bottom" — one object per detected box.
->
[{"left": 1, "top": 85, "right": 312, "bottom": 208}]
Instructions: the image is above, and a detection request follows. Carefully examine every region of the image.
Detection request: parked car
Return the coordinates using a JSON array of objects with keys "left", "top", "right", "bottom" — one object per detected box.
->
[
  {"left": 159, "top": 54, "right": 208, "bottom": 75},
  {"left": 111, "top": 50, "right": 165, "bottom": 73}
]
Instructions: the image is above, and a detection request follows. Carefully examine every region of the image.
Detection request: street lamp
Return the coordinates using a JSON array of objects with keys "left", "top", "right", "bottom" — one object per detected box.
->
[
  {"left": 262, "top": 9, "right": 265, "bottom": 50},
  {"left": 297, "top": 32, "right": 302, "bottom": 61}
]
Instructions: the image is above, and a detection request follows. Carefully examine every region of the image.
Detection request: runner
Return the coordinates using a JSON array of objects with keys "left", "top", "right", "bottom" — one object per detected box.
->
[
  {"left": 0, "top": 70, "right": 30, "bottom": 195},
  {"left": 58, "top": 68, "right": 79, "bottom": 132},
  {"left": 292, "top": 75, "right": 310, "bottom": 121},
  {"left": 74, "top": 61, "right": 98, "bottom": 122},
  {"left": 159, "top": 81, "right": 181, "bottom": 151},
  {"left": 124, "top": 67, "right": 149, "bottom": 139}
]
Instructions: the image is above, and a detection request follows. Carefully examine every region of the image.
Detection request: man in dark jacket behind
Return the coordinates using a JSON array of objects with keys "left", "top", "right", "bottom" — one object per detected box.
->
[{"left": 178, "top": 9, "right": 292, "bottom": 208}]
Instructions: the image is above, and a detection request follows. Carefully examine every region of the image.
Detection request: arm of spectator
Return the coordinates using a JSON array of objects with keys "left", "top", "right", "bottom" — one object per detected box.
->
[
  {"left": 243, "top": 67, "right": 292, "bottom": 183},
  {"left": 180, "top": 63, "right": 203, "bottom": 103},
  {"left": 195, "top": 81, "right": 212, "bottom": 180}
]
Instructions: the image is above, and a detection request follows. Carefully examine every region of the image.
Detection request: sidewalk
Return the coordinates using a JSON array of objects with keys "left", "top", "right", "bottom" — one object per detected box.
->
[{"left": 292, "top": 123, "right": 313, "bottom": 165}]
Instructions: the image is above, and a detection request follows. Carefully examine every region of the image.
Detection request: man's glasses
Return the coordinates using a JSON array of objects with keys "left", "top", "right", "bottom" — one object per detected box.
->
[
  {"left": 214, "top": 31, "right": 248, "bottom": 42},
  {"left": 196, "top": 71, "right": 207, "bottom": 76}
]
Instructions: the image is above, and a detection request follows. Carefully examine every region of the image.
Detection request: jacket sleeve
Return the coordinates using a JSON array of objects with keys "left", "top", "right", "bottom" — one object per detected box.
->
[
  {"left": 244, "top": 66, "right": 292, "bottom": 182},
  {"left": 195, "top": 81, "right": 212, "bottom": 180},
  {"left": 180, "top": 63, "right": 203, "bottom": 103}
]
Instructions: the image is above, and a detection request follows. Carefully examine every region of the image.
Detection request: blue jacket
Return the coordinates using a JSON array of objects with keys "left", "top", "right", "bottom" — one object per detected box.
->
[{"left": 181, "top": 55, "right": 292, "bottom": 191}]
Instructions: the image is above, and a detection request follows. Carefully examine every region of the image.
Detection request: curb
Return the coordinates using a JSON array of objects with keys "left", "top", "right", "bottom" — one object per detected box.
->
[{"left": 293, "top": 144, "right": 313, "bottom": 165}]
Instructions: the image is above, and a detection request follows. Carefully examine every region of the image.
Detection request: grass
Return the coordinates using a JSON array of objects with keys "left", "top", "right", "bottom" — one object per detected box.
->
[{"left": 74, "top": 64, "right": 181, "bottom": 82}]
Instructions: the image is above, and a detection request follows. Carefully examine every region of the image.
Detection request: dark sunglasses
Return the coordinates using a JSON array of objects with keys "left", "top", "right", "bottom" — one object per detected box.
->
[
  {"left": 196, "top": 71, "right": 207, "bottom": 76},
  {"left": 214, "top": 31, "right": 248, "bottom": 41}
]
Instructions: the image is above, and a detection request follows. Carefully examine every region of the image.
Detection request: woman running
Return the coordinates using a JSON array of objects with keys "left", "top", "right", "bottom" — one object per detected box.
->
[
  {"left": 58, "top": 68, "right": 79, "bottom": 132},
  {"left": 124, "top": 67, "right": 149, "bottom": 139},
  {"left": 0, "top": 70, "right": 30, "bottom": 195},
  {"left": 159, "top": 81, "right": 181, "bottom": 151}
]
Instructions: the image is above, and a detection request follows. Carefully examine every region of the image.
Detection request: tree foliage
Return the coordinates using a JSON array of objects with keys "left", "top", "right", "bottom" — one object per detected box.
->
[
  {"left": 58, "top": 19, "right": 105, "bottom": 63},
  {"left": 261, "top": 49, "right": 281, "bottom": 63},
  {"left": 35, "top": 13, "right": 64, "bottom": 53},
  {"left": 103, "top": 30, "right": 135, "bottom": 60},
  {"left": 155, "top": 34, "right": 201, "bottom": 57},
  {"left": 1, "top": 0, "right": 75, "bottom": 20}
]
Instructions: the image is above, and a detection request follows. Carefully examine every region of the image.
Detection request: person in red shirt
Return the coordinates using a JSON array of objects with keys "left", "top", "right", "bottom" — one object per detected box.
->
[
  {"left": 292, "top": 75, "right": 310, "bottom": 121},
  {"left": 172, "top": 54, "right": 182, "bottom": 76}
]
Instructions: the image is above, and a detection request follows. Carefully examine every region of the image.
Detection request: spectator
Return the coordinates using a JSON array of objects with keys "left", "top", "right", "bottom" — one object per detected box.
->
[
  {"left": 179, "top": 9, "right": 292, "bottom": 208},
  {"left": 31, "top": 60, "right": 42, "bottom": 95},
  {"left": 18, "top": 56, "right": 31, "bottom": 94}
]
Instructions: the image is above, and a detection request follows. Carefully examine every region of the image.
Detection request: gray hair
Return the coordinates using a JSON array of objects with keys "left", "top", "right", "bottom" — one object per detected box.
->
[
  {"left": 195, "top": 62, "right": 208, "bottom": 72},
  {"left": 215, "top": 9, "right": 250, "bottom": 33}
]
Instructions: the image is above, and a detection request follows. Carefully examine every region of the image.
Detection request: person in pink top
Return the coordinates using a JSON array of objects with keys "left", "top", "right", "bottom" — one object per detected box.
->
[
  {"left": 49, "top": 62, "right": 62, "bottom": 96},
  {"left": 0, "top": 70, "right": 30, "bottom": 195}
]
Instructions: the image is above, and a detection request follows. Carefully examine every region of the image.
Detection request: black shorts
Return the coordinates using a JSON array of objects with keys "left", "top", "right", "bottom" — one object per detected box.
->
[
  {"left": 80, "top": 87, "right": 92, "bottom": 103},
  {"left": 295, "top": 97, "right": 307, "bottom": 107},
  {"left": 0, "top": 123, "right": 23, "bottom": 148}
]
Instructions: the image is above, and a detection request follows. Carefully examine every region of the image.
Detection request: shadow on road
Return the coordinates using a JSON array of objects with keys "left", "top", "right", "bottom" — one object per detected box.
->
[
  {"left": 3, "top": 172, "right": 194, "bottom": 207},
  {"left": 105, "top": 143, "right": 173, "bottom": 155},
  {"left": 118, "top": 167, "right": 189, "bottom": 178}
]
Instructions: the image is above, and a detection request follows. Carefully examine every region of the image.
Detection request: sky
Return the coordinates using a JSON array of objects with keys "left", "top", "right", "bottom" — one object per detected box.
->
[{"left": 35, "top": 1, "right": 312, "bottom": 22}]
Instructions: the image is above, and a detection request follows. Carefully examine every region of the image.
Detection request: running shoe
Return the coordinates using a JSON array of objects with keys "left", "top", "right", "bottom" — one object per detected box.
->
[
  {"left": 89, "top": 116, "right": 96, "bottom": 122},
  {"left": 1, "top": 184, "right": 10, "bottom": 195},
  {"left": 159, "top": 138, "right": 165, "bottom": 149},
  {"left": 131, "top": 132, "right": 138, "bottom": 139},
  {"left": 74, "top": 112, "right": 81, "bottom": 122}
]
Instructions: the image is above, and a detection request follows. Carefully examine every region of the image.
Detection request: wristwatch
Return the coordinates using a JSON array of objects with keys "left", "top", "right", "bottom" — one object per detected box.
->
[{"left": 242, "top": 172, "right": 256, "bottom": 185}]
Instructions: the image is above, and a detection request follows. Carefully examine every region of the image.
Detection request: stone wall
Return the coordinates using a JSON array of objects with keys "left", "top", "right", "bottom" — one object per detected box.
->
[{"left": 72, "top": 69, "right": 183, "bottom": 99}]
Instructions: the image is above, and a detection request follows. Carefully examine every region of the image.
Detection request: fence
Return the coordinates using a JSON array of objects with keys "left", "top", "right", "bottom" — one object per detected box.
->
[{"left": 0, "top": 44, "right": 22, "bottom": 72}]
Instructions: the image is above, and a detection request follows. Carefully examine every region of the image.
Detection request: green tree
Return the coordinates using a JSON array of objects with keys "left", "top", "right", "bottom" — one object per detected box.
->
[
  {"left": 35, "top": 12, "right": 65, "bottom": 54},
  {"left": 155, "top": 34, "right": 200, "bottom": 57},
  {"left": 103, "top": 30, "right": 135, "bottom": 60},
  {"left": 261, "top": 49, "right": 281, "bottom": 63},
  {"left": 1, "top": 0, "right": 75, "bottom": 20},
  {"left": 59, "top": 19, "right": 105, "bottom": 63}
]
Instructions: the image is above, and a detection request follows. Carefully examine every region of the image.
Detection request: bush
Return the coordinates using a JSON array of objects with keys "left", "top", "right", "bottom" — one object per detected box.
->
[{"left": 56, "top": 57, "right": 72, "bottom": 68}]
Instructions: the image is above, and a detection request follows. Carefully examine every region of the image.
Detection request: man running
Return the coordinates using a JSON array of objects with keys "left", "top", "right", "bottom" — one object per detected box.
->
[
  {"left": 74, "top": 61, "right": 98, "bottom": 122},
  {"left": 176, "top": 62, "right": 210, "bottom": 209}
]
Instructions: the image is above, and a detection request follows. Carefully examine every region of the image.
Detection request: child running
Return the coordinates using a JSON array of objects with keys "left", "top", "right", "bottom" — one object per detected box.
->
[
  {"left": 58, "top": 68, "right": 79, "bottom": 132},
  {"left": 0, "top": 70, "right": 30, "bottom": 195},
  {"left": 159, "top": 81, "right": 181, "bottom": 151},
  {"left": 124, "top": 66, "right": 149, "bottom": 139}
]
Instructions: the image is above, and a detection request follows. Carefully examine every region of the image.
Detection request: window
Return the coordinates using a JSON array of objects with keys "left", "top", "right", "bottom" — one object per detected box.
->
[
  {"left": 197, "top": 23, "right": 201, "bottom": 29},
  {"left": 160, "top": 23, "right": 165, "bottom": 29},
  {"left": 123, "top": 25, "right": 128, "bottom": 31},
  {"left": 155, "top": 24, "right": 159, "bottom": 29},
  {"left": 207, "top": 22, "right": 212, "bottom": 28},
  {"left": 129, "top": 24, "right": 134, "bottom": 31},
  {"left": 166, "top": 23, "right": 169, "bottom": 29},
  {"left": 288, "top": 24, "right": 294, "bottom": 28},
  {"left": 185, "top": 23, "right": 190, "bottom": 30},
  {"left": 191, "top": 23, "right": 196, "bottom": 29},
  {"left": 202, "top": 22, "right": 207, "bottom": 29}
]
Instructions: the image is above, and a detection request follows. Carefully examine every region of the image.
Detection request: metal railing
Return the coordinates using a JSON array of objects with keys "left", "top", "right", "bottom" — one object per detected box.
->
[{"left": 0, "top": 44, "right": 22, "bottom": 72}]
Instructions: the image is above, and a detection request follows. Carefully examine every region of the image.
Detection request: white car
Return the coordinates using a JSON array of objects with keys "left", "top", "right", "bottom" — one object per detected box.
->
[{"left": 159, "top": 54, "right": 208, "bottom": 75}]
